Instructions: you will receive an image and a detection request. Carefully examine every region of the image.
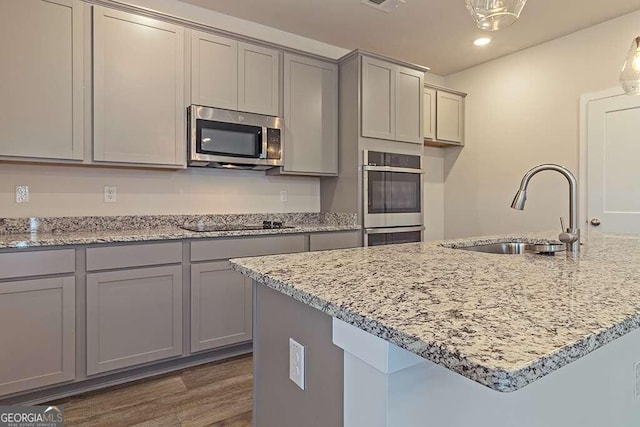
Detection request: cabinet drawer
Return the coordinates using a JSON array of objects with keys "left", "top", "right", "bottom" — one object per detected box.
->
[
  {"left": 86, "top": 242, "right": 182, "bottom": 271},
  {"left": 309, "top": 231, "right": 361, "bottom": 252},
  {"left": 191, "top": 235, "right": 306, "bottom": 262},
  {"left": 0, "top": 249, "right": 75, "bottom": 280}
]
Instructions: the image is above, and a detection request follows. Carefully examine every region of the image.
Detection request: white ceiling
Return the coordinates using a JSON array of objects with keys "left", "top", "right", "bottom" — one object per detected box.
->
[{"left": 179, "top": 0, "right": 640, "bottom": 75}]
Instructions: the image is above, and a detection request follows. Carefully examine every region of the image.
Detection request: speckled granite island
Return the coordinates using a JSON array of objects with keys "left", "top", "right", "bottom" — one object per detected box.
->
[{"left": 231, "top": 231, "right": 640, "bottom": 427}]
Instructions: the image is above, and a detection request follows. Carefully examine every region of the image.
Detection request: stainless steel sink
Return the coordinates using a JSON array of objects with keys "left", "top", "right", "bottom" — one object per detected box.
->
[{"left": 455, "top": 242, "right": 565, "bottom": 255}]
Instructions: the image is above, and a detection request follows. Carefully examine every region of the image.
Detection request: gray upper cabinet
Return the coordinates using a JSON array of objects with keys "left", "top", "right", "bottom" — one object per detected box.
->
[
  {"left": 361, "top": 56, "right": 424, "bottom": 144},
  {"left": 92, "top": 6, "right": 185, "bottom": 167},
  {"left": 362, "top": 56, "right": 395, "bottom": 141},
  {"left": 86, "top": 265, "right": 183, "bottom": 375},
  {"left": 191, "top": 261, "right": 253, "bottom": 353},
  {"left": 191, "top": 31, "right": 238, "bottom": 111},
  {"left": 436, "top": 90, "right": 465, "bottom": 144},
  {"left": 423, "top": 87, "right": 437, "bottom": 141},
  {"left": 395, "top": 66, "right": 424, "bottom": 143},
  {"left": 423, "top": 86, "right": 466, "bottom": 146},
  {"left": 238, "top": 42, "right": 280, "bottom": 116},
  {"left": 0, "top": 277, "right": 76, "bottom": 396},
  {"left": 191, "top": 32, "right": 280, "bottom": 116},
  {"left": 279, "top": 54, "right": 338, "bottom": 175},
  {"left": 0, "top": 0, "right": 84, "bottom": 161}
]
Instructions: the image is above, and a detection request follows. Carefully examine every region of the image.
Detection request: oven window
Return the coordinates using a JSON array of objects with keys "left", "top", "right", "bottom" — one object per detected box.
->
[
  {"left": 197, "top": 120, "right": 261, "bottom": 158},
  {"left": 367, "top": 231, "right": 422, "bottom": 246},
  {"left": 368, "top": 171, "right": 421, "bottom": 214}
]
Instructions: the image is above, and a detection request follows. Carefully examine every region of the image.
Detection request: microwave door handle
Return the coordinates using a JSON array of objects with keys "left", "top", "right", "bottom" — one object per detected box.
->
[{"left": 260, "top": 127, "right": 268, "bottom": 159}]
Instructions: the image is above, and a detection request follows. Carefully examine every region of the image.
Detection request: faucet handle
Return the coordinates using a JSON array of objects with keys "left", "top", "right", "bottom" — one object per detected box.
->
[
  {"left": 560, "top": 217, "right": 566, "bottom": 232},
  {"left": 559, "top": 231, "right": 579, "bottom": 244}
]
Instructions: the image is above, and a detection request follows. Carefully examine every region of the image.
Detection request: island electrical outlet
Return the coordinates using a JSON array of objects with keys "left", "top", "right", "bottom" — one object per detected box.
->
[{"left": 289, "top": 338, "right": 305, "bottom": 390}]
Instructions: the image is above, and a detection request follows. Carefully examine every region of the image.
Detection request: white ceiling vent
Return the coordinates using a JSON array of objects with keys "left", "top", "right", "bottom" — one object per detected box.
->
[{"left": 361, "top": 0, "right": 407, "bottom": 13}]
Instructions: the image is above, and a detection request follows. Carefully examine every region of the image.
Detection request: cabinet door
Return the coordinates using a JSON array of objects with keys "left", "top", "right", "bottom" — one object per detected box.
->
[
  {"left": 395, "top": 66, "right": 424, "bottom": 144},
  {"left": 0, "top": 0, "right": 83, "bottom": 160},
  {"left": 436, "top": 91, "right": 465, "bottom": 144},
  {"left": 361, "top": 56, "right": 395, "bottom": 141},
  {"left": 86, "top": 266, "right": 183, "bottom": 375},
  {"left": 423, "top": 87, "right": 437, "bottom": 140},
  {"left": 238, "top": 42, "right": 280, "bottom": 116},
  {"left": 191, "top": 31, "right": 238, "bottom": 110},
  {"left": 0, "top": 277, "right": 75, "bottom": 396},
  {"left": 191, "top": 261, "right": 252, "bottom": 352},
  {"left": 93, "top": 6, "right": 185, "bottom": 166},
  {"left": 283, "top": 54, "right": 338, "bottom": 175}
]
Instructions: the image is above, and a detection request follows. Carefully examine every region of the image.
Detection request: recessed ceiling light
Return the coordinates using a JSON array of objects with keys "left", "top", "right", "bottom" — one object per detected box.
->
[{"left": 473, "top": 37, "right": 492, "bottom": 47}]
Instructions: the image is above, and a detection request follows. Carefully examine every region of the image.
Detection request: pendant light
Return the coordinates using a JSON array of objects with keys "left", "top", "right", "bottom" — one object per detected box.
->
[
  {"left": 465, "top": 0, "right": 527, "bottom": 31},
  {"left": 620, "top": 36, "right": 640, "bottom": 96}
]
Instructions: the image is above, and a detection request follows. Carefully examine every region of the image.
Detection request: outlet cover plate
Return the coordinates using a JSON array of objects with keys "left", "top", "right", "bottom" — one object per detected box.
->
[
  {"left": 104, "top": 186, "right": 117, "bottom": 203},
  {"left": 15, "top": 186, "right": 29, "bottom": 203},
  {"left": 280, "top": 190, "right": 288, "bottom": 202},
  {"left": 289, "top": 338, "right": 305, "bottom": 390}
]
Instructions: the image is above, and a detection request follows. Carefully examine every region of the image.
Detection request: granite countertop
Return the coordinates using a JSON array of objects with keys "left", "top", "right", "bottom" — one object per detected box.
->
[
  {"left": 0, "top": 213, "right": 359, "bottom": 249},
  {"left": 230, "top": 230, "right": 640, "bottom": 392}
]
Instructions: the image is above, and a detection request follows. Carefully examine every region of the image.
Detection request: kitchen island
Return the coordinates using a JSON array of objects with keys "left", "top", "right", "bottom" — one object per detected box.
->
[{"left": 230, "top": 231, "right": 640, "bottom": 427}]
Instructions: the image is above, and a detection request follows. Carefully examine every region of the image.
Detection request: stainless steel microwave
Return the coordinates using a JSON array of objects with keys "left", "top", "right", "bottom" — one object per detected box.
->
[{"left": 188, "top": 105, "right": 283, "bottom": 170}]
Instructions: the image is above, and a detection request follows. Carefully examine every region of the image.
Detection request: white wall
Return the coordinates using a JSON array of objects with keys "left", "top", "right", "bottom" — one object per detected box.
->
[
  {"left": 0, "top": 164, "right": 319, "bottom": 217},
  {"left": 442, "top": 10, "right": 640, "bottom": 238},
  {"left": 0, "top": 0, "right": 347, "bottom": 219}
]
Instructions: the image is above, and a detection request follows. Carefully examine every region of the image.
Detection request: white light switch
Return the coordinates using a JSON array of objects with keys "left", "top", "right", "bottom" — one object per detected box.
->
[{"left": 289, "top": 338, "right": 305, "bottom": 390}]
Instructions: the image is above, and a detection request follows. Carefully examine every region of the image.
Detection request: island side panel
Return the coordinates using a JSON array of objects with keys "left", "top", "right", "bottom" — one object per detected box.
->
[{"left": 253, "top": 282, "right": 344, "bottom": 427}]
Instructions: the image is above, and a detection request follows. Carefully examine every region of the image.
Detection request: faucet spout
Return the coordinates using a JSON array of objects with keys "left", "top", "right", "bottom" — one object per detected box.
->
[{"left": 510, "top": 164, "right": 580, "bottom": 254}]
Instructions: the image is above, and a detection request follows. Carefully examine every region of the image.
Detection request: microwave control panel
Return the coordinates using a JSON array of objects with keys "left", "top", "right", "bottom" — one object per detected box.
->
[{"left": 266, "top": 128, "right": 281, "bottom": 159}]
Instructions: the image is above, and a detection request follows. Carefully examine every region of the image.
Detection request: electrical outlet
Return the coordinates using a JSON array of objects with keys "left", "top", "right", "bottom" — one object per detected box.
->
[
  {"left": 280, "top": 190, "right": 288, "bottom": 202},
  {"left": 15, "top": 186, "right": 29, "bottom": 203},
  {"left": 289, "top": 338, "right": 305, "bottom": 390},
  {"left": 104, "top": 186, "right": 117, "bottom": 203}
]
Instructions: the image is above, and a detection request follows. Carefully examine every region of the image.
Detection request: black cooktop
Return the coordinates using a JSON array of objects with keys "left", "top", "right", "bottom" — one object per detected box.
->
[{"left": 181, "top": 221, "right": 293, "bottom": 233}]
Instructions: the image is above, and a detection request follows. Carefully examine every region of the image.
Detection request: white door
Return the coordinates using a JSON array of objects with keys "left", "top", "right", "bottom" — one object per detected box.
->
[{"left": 587, "top": 94, "right": 640, "bottom": 232}]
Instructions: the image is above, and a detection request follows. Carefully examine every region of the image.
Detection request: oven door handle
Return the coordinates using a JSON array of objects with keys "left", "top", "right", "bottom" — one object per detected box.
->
[
  {"left": 364, "top": 226, "right": 425, "bottom": 235},
  {"left": 363, "top": 165, "right": 424, "bottom": 174}
]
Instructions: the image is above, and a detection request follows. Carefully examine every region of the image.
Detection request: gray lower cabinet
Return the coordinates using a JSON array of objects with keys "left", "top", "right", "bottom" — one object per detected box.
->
[
  {"left": 0, "top": 277, "right": 76, "bottom": 395},
  {"left": 309, "top": 231, "right": 361, "bottom": 251},
  {"left": 86, "top": 266, "right": 183, "bottom": 375},
  {"left": 191, "top": 261, "right": 252, "bottom": 353}
]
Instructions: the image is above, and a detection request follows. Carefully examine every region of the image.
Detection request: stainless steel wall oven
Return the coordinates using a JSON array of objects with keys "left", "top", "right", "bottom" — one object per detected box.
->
[{"left": 363, "top": 150, "right": 424, "bottom": 246}]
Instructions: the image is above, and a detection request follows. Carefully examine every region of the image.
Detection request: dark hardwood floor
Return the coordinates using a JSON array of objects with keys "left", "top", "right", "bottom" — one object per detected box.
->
[{"left": 49, "top": 355, "right": 253, "bottom": 426}]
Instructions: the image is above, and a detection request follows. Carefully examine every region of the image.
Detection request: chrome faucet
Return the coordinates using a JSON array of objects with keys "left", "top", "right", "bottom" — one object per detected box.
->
[{"left": 510, "top": 164, "right": 580, "bottom": 254}]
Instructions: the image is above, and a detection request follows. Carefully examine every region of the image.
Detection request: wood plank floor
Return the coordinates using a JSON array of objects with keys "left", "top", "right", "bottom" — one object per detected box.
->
[{"left": 49, "top": 355, "right": 253, "bottom": 427}]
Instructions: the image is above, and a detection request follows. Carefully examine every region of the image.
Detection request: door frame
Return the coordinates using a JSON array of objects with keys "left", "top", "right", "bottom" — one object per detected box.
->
[{"left": 578, "top": 86, "right": 626, "bottom": 228}]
